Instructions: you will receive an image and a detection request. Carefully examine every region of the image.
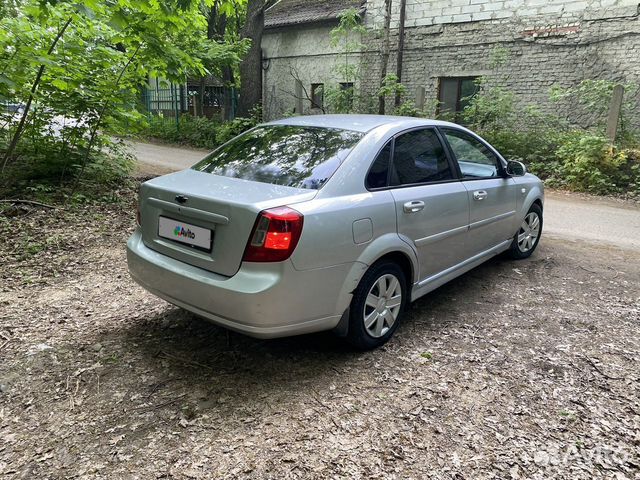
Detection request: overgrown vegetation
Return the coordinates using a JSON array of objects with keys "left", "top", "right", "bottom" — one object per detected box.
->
[
  {"left": 0, "top": 0, "right": 248, "bottom": 201},
  {"left": 323, "top": 8, "right": 366, "bottom": 114},
  {"left": 139, "top": 109, "right": 260, "bottom": 150},
  {"left": 462, "top": 79, "right": 640, "bottom": 195}
]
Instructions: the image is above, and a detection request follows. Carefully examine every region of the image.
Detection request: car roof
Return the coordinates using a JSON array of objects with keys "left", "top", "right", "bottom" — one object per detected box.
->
[{"left": 265, "top": 114, "right": 460, "bottom": 133}]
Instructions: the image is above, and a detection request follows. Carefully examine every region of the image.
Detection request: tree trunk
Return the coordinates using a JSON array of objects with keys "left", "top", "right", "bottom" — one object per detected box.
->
[
  {"left": 237, "top": 0, "right": 267, "bottom": 118},
  {"left": 222, "top": 66, "right": 235, "bottom": 120},
  {"left": 394, "top": 0, "right": 407, "bottom": 107},
  {"left": 198, "top": 77, "right": 206, "bottom": 117},
  {"left": 378, "top": 0, "right": 393, "bottom": 115},
  {"left": 194, "top": 2, "right": 230, "bottom": 119}
]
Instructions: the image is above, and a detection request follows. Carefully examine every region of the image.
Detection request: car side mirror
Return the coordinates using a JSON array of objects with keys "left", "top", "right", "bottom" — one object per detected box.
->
[{"left": 506, "top": 160, "right": 527, "bottom": 177}]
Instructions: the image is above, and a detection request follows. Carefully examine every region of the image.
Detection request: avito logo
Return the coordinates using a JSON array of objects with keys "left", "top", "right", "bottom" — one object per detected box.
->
[{"left": 173, "top": 225, "right": 196, "bottom": 240}]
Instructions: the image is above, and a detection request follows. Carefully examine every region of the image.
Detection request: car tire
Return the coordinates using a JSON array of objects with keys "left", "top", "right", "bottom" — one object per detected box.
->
[
  {"left": 509, "top": 203, "right": 543, "bottom": 259},
  {"left": 345, "top": 261, "right": 408, "bottom": 350}
]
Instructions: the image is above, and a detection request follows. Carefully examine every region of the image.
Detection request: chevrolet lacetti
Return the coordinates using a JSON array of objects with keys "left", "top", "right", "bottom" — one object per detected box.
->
[{"left": 127, "top": 115, "right": 544, "bottom": 349}]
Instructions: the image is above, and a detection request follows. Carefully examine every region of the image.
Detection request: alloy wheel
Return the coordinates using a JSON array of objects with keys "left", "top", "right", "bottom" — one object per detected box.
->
[
  {"left": 363, "top": 273, "right": 403, "bottom": 338},
  {"left": 517, "top": 212, "right": 540, "bottom": 253}
]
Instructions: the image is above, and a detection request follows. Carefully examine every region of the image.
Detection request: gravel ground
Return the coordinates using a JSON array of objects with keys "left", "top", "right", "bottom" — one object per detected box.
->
[{"left": 0, "top": 184, "right": 639, "bottom": 479}]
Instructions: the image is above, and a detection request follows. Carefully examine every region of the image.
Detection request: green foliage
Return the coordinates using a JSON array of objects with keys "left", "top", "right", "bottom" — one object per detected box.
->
[
  {"left": 556, "top": 134, "right": 640, "bottom": 194},
  {"left": 0, "top": 0, "right": 248, "bottom": 198},
  {"left": 140, "top": 112, "right": 259, "bottom": 150},
  {"left": 377, "top": 74, "right": 407, "bottom": 103},
  {"left": 374, "top": 74, "right": 436, "bottom": 117},
  {"left": 330, "top": 8, "right": 366, "bottom": 54},
  {"left": 1, "top": 133, "right": 134, "bottom": 197},
  {"left": 324, "top": 84, "right": 356, "bottom": 114},
  {"left": 323, "top": 10, "right": 432, "bottom": 117},
  {"left": 463, "top": 86, "right": 567, "bottom": 167},
  {"left": 322, "top": 8, "right": 366, "bottom": 114},
  {"left": 216, "top": 114, "right": 260, "bottom": 144},
  {"left": 462, "top": 79, "right": 640, "bottom": 195},
  {"left": 145, "top": 114, "right": 219, "bottom": 149}
]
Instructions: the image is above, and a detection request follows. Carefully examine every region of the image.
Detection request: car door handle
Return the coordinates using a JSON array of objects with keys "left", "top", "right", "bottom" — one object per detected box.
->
[
  {"left": 403, "top": 200, "right": 425, "bottom": 213},
  {"left": 473, "top": 190, "right": 488, "bottom": 201}
]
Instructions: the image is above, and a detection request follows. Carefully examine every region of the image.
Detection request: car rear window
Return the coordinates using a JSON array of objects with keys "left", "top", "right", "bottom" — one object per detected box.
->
[{"left": 192, "top": 125, "right": 364, "bottom": 189}]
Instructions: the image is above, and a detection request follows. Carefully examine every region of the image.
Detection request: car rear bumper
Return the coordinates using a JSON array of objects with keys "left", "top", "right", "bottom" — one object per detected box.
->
[{"left": 126, "top": 229, "right": 354, "bottom": 339}]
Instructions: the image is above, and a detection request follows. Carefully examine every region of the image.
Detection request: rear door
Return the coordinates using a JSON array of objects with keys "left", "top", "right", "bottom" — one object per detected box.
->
[
  {"left": 440, "top": 127, "right": 517, "bottom": 256},
  {"left": 374, "top": 128, "right": 469, "bottom": 281}
]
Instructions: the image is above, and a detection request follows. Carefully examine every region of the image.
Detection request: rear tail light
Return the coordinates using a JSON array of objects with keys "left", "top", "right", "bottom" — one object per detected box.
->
[{"left": 242, "top": 206, "right": 304, "bottom": 262}]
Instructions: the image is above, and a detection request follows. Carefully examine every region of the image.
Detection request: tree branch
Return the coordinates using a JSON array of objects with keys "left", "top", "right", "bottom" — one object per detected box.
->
[
  {"left": 2, "top": 16, "right": 73, "bottom": 172},
  {"left": 287, "top": 66, "right": 326, "bottom": 114},
  {"left": 69, "top": 44, "right": 142, "bottom": 196},
  {"left": 0, "top": 199, "right": 57, "bottom": 209}
]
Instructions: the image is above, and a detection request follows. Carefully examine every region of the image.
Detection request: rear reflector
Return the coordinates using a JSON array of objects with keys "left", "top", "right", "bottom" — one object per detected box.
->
[{"left": 243, "top": 206, "right": 304, "bottom": 262}]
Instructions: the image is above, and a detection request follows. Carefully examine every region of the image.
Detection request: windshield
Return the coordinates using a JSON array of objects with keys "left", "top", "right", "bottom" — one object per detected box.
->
[{"left": 192, "top": 125, "right": 364, "bottom": 190}]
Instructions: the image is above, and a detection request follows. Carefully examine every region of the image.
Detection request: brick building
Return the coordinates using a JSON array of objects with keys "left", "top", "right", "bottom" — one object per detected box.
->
[{"left": 261, "top": 0, "right": 639, "bottom": 125}]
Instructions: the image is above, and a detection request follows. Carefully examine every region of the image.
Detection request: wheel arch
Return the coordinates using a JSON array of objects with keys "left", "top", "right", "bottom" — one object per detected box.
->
[
  {"left": 355, "top": 233, "right": 419, "bottom": 285},
  {"left": 334, "top": 234, "right": 418, "bottom": 332},
  {"left": 519, "top": 182, "right": 544, "bottom": 220},
  {"left": 333, "top": 241, "right": 417, "bottom": 339},
  {"left": 370, "top": 251, "right": 415, "bottom": 289},
  {"left": 532, "top": 197, "right": 543, "bottom": 212}
]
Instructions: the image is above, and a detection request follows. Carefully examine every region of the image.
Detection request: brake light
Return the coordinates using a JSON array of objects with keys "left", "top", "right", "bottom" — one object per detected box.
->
[{"left": 243, "top": 206, "right": 304, "bottom": 262}]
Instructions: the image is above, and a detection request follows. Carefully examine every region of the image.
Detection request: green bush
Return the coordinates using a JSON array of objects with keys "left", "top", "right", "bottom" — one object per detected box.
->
[
  {"left": 556, "top": 134, "right": 640, "bottom": 194},
  {"left": 0, "top": 132, "right": 134, "bottom": 199},
  {"left": 461, "top": 81, "right": 567, "bottom": 167},
  {"left": 215, "top": 116, "right": 260, "bottom": 145},
  {"left": 458, "top": 78, "right": 640, "bottom": 196},
  {"left": 143, "top": 114, "right": 218, "bottom": 149},
  {"left": 140, "top": 113, "right": 259, "bottom": 150},
  {"left": 550, "top": 80, "right": 640, "bottom": 145}
]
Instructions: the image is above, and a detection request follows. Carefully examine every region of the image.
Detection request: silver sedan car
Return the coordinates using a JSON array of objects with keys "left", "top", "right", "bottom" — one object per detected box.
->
[{"left": 127, "top": 115, "right": 543, "bottom": 349}]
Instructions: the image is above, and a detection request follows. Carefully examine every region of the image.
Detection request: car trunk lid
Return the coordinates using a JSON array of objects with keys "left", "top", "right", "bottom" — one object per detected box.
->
[{"left": 139, "top": 169, "right": 316, "bottom": 277}]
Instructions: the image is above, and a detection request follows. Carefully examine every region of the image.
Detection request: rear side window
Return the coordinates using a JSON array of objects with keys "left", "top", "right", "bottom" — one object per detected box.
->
[
  {"left": 193, "top": 125, "right": 364, "bottom": 190},
  {"left": 390, "top": 128, "right": 453, "bottom": 186},
  {"left": 366, "top": 141, "right": 391, "bottom": 189}
]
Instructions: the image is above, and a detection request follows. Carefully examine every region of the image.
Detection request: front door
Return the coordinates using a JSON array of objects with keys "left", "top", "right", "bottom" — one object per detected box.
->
[
  {"left": 386, "top": 128, "right": 469, "bottom": 281},
  {"left": 441, "top": 127, "right": 517, "bottom": 255}
]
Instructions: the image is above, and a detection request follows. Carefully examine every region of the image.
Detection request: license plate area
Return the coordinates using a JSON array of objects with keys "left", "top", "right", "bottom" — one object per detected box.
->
[{"left": 158, "top": 216, "right": 212, "bottom": 253}]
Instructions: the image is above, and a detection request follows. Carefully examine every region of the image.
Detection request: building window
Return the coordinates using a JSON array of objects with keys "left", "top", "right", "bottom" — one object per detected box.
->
[
  {"left": 437, "top": 77, "right": 479, "bottom": 117},
  {"left": 311, "top": 83, "right": 324, "bottom": 109}
]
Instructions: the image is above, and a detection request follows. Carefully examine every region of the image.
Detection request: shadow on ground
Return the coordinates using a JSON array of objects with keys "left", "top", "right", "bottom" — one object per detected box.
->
[{"left": 91, "top": 251, "right": 517, "bottom": 413}]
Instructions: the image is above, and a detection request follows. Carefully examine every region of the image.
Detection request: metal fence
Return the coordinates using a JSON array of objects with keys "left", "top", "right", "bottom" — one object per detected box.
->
[{"left": 140, "top": 83, "right": 237, "bottom": 129}]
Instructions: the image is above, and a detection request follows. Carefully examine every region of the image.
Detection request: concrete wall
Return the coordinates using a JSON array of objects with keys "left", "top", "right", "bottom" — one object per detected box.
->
[
  {"left": 263, "top": 24, "right": 362, "bottom": 120},
  {"left": 263, "top": 1, "right": 640, "bottom": 125},
  {"left": 365, "top": 0, "right": 639, "bottom": 28}
]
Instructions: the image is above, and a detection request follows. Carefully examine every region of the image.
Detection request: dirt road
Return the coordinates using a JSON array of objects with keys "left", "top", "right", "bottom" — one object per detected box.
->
[
  {"left": 0, "top": 145, "right": 638, "bottom": 478},
  {"left": 544, "top": 191, "right": 640, "bottom": 251},
  {"left": 131, "top": 140, "right": 207, "bottom": 175}
]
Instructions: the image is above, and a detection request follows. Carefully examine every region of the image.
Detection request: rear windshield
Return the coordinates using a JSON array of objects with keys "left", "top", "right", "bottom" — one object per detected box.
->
[{"left": 192, "top": 125, "right": 364, "bottom": 190}]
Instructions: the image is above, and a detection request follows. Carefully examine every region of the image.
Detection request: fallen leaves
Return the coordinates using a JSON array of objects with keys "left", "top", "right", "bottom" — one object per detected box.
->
[{"left": 0, "top": 186, "right": 639, "bottom": 477}]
